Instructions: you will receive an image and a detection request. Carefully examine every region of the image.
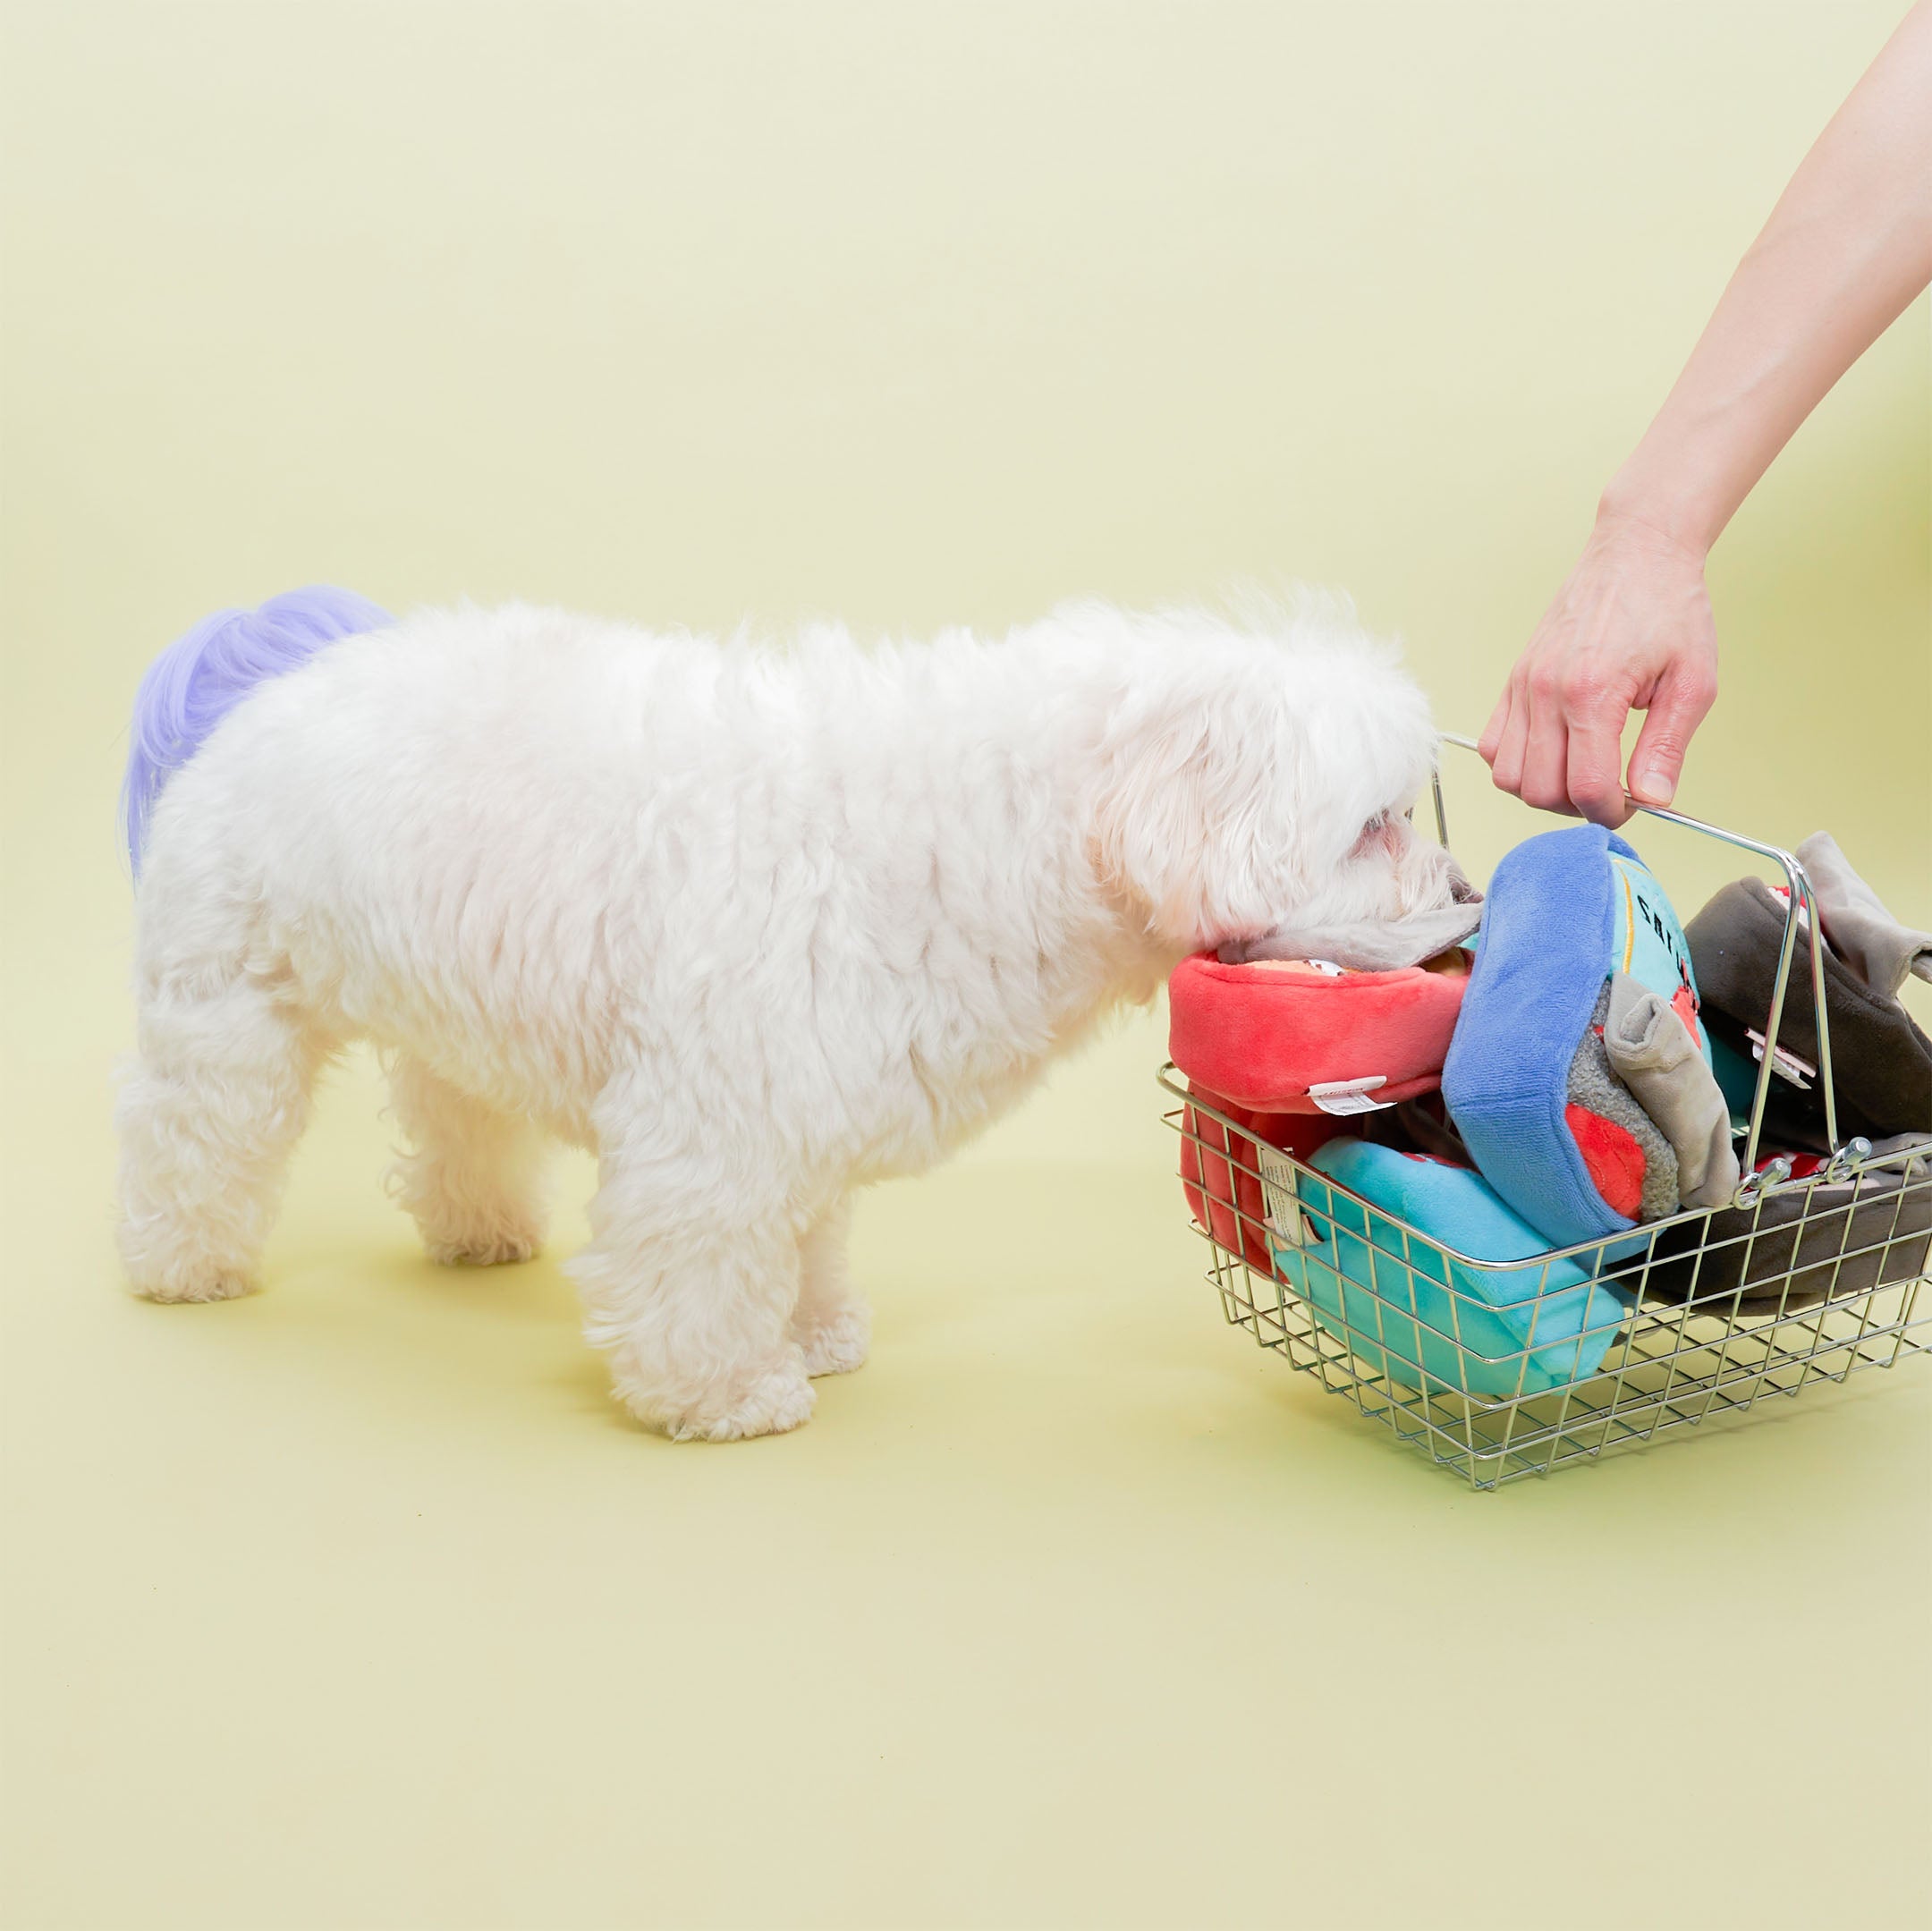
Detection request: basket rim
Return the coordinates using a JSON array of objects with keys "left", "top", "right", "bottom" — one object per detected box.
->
[{"left": 1158, "top": 1061, "right": 1928, "bottom": 1278}]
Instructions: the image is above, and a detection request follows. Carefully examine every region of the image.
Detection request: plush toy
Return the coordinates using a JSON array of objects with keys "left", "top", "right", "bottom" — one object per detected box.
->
[
  {"left": 1599, "top": 971, "right": 1740, "bottom": 1210},
  {"left": 1178, "top": 1086, "right": 1344, "bottom": 1277},
  {"left": 1169, "top": 947, "right": 1470, "bottom": 1118},
  {"left": 1275, "top": 1138, "right": 1635, "bottom": 1399},
  {"left": 1685, "top": 834, "right": 1932, "bottom": 1150},
  {"left": 1642, "top": 1137, "right": 1932, "bottom": 1316},
  {"left": 1443, "top": 826, "right": 1717, "bottom": 1249},
  {"left": 1171, "top": 946, "right": 1473, "bottom": 1274}
]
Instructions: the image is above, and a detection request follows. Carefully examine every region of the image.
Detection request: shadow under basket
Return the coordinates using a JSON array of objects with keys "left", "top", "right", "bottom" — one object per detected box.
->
[{"left": 1158, "top": 740, "right": 1931, "bottom": 1489}]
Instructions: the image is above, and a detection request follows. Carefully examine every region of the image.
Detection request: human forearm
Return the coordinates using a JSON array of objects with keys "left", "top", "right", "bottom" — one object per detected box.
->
[
  {"left": 1485, "top": 4, "right": 1932, "bottom": 824},
  {"left": 1603, "top": 0, "right": 1932, "bottom": 555}
]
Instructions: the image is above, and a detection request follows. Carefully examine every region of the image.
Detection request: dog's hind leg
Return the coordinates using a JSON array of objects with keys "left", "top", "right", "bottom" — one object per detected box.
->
[
  {"left": 569, "top": 1097, "right": 815, "bottom": 1441},
  {"left": 386, "top": 1055, "right": 548, "bottom": 1266},
  {"left": 116, "top": 973, "right": 327, "bottom": 1303},
  {"left": 792, "top": 1194, "right": 870, "bottom": 1377}
]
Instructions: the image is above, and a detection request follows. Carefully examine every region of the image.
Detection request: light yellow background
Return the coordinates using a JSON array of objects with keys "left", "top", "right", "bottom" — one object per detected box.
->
[{"left": 3, "top": 4, "right": 1928, "bottom": 1928}]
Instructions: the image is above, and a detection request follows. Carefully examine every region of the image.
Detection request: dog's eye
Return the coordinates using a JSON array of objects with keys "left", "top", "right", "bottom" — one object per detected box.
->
[{"left": 1350, "top": 811, "right": 1393, "bottom": 857}]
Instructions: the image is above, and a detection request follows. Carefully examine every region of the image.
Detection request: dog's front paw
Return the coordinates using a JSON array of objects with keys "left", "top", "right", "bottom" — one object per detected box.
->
[
  {"left": 795, "top": 1303, "right": 871, "bottom": 1378},
  {"left": 619, "top": 1359, "right": 817, "bottom": 1443}
]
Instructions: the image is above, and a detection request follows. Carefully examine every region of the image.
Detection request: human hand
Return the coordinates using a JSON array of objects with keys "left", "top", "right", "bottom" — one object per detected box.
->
[{"left": 1481, "top": 509, "right": 1719, "bottom": 826}]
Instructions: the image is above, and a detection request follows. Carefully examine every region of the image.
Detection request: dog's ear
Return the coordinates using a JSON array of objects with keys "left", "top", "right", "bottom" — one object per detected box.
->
[{"left": 1089, "top": 671, "right": 1288, "bottom": 949}]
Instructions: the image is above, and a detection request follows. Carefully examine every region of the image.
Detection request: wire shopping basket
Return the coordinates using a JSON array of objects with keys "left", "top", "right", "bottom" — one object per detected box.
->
[{"left": 1158, "top": 738, "right": 1930, "bottom": 1487}]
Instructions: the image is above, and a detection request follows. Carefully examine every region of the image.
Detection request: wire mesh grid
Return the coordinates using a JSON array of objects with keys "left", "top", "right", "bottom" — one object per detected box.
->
[{"left": 1159, "top": 1071, "right": 1930, "bottom": 1486}]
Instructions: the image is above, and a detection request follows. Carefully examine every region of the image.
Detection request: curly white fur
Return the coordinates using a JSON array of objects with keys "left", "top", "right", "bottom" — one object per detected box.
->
[{"left": 116, "top": 595, "right": 1457, "bottom": 1438}]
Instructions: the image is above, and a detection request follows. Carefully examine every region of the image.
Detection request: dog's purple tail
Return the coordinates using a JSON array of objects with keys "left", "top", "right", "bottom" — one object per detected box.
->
[{"left": 122, "top": 586, "right": 392, "bottom": 877}]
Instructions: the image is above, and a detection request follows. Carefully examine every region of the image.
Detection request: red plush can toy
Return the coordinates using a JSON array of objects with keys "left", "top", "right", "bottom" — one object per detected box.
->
[
  {"left": 1169, "top": 951, "right": 1471, "bottom": 1115},
  {"left": 1169, "top": 950, "right": 1472, "bottom": 1274}
]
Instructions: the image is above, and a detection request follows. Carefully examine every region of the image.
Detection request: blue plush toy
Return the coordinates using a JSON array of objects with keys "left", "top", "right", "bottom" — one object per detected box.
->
[
  {"left": 1442, "top": 825, "right": 1712, "bottom": 1249},
  {"left": 1275, "top": 1138, "right": 1634, "bottom": 1400}
]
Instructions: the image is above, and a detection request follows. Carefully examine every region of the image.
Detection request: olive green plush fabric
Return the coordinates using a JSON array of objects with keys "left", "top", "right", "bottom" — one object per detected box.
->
[{"left": 1601, "top": 971, "right": 1740, "bottom": 1210}]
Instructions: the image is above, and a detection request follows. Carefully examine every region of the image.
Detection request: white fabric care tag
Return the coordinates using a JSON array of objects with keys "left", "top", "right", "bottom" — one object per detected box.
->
[
  {"left": 1255, "top": 1144, "right": 1312, "bottom": 1247},
  {"left": 1307, "top": 1076, "right": 1394, "bottom": 1116},
  {"left": 1746, "top": 1029, "right": 1815, "bottom": 1090}
]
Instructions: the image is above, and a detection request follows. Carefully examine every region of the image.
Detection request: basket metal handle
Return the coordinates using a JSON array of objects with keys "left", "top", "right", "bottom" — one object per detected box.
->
[{"left": 1432, "top": 733, "right": 1843, "bottom": 1186}]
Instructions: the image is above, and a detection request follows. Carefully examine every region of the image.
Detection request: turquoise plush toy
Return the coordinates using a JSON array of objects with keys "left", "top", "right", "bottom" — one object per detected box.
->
[{"left": 1275, "top": 1138, "right": 1635, "bottom": 1400}]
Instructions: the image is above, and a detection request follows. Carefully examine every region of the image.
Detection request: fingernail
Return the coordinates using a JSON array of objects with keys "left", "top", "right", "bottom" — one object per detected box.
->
[{"left": 1634, "top": 768, "right": 1675, "bottom": 805}]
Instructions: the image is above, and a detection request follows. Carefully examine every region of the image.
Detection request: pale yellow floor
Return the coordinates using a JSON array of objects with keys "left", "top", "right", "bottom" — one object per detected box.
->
[
  {"left": 4, "top": 6, "right": 1928, "bottom": 1923},
  {"left": 4, "top": 1043, "right": 1928, "bottom": 1931}
]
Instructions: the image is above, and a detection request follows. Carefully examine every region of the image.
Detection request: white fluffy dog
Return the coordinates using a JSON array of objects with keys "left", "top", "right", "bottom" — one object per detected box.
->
[{"left": 116, "top": 590, "right": 1461, "bottom": 1439}]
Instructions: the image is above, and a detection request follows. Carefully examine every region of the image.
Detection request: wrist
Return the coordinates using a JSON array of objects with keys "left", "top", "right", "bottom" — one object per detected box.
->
[
  {"left": 1597, "top": 412, "right": 1756, "bottom": 557},
  {"left": 1593, "top": 473, "right": 1722, "bottom": 562}
]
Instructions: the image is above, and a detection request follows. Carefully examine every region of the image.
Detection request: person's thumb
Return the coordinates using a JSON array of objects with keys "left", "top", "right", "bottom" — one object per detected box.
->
[{"left": 1627, "top": 656, "right": 1717, "bottom": 808}]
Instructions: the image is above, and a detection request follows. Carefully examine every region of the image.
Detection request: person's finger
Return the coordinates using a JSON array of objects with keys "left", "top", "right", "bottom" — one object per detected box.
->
[
  {"left": 1478, "top": 682, "right": 1513, "bottom": 765},
  {"left": 1487, "top": 674, "right": 1531, "bottom": 796},
  {"left": 1563, "top": 702, "right": 1632, "bottom": 826},
  {"left": 1516, "top": 673, "right": 1575, "bottom": 815},
  {"left": 1627, "top": 656, "right": 1718, "bottom": 807}
]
